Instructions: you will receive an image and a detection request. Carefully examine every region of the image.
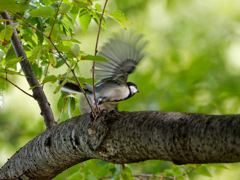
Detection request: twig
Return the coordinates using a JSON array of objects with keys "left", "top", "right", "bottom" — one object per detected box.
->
[
  {"left": 49, "top": 0, "right": 63, "bottom": 38},
  {"left": 9, "top": 11, "right": 49, "bottom": 39},
  {"left": 0, "top": 76, "right": 33, "bottom": 98},
  {"left": 57, "top": 96, "right": 68, "bottom": 123},
  {"left": 91, "top": 110, "right": 101, "bottom": 127},
  {"left": 42, "top": 62, "right": 50, "bottom": 89},
  {"left": 92, "top": 0, "right": 109, "bottom": 112}
]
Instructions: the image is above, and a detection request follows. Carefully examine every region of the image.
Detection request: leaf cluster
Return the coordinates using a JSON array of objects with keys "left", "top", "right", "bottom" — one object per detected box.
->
[{"left": 0, "top": 0, "right": 130, "bottom": 118}]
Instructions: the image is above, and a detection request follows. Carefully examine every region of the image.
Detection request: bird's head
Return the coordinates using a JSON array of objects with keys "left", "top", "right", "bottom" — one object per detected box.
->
[{"left": 127, "top": 82, "right": 139, "bottom": 97}]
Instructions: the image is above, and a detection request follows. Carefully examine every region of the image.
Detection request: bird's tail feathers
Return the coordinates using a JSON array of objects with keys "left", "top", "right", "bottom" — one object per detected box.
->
[{"left": 60, "top": 82, "right": 91, "bottom": 94}]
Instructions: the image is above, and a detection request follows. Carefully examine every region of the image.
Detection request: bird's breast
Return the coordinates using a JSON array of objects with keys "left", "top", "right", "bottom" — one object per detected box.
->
[{"left": 100, "top": 85, "right": 130, "bottom": 103}]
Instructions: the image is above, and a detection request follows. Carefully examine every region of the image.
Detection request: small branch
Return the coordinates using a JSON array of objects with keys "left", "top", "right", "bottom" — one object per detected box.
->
[
  {"left": 0, "top": 76, "right": 33, "bottom": 97},
  {"left": 9, "top": 11, "right": 49, "bottom": 39},
  {"left": 92, "top": 0, "right": 109, "bottom": 112},
  {"left": 49, "top": 0, "right": 63, "bottom": 38},
  {"left": 57, "top": 96, "right": 68, "bottom": 123},
  {"left": 42, "top": 62, "right": 50, "bottom": 89}
]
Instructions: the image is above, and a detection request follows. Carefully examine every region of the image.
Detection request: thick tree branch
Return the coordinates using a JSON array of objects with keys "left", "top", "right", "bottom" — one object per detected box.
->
[
  {"left": 0, "top": 11, "right": 56, "bottom": 129},
  {"left": 1, "top": 111, "right": 240, "bottom": 179}
]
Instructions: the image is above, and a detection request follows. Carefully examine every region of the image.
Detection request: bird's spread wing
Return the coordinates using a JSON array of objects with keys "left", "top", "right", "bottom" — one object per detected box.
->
[{"left": 95, "top": 30, "right": 148, "bottom": 84}]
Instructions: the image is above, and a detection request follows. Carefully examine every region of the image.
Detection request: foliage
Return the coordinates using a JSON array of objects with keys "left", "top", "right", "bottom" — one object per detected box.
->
[{"left": 0, "top": 0, "right": 240, "bottom": 179}]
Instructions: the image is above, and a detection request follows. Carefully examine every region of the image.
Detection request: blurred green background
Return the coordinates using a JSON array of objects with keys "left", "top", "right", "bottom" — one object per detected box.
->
[{"left": 1, "top": 0, "right": 240, "bottom": 179}]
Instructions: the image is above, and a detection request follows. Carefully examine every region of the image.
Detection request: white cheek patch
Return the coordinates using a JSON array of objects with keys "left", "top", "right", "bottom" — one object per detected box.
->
[{"left": 130, "top": 86, "right": 138, "bottom": 94}]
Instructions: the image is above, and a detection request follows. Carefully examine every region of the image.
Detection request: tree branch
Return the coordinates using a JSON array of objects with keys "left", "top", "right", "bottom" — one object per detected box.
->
[
  {"left": 1, "top": 111, "right": 240, "bottom": 179},
  {"left": 48, "top": 0, "right": 63, "bottom": 38},
  {"left": 9, "top": 11, "right": 49, "bottom": 39},
  {"left": 0, "top": 11, "right": 56, "bottom": 130},
  {"left": 0, "top": 76, "right": 33, "bottom": 98}
]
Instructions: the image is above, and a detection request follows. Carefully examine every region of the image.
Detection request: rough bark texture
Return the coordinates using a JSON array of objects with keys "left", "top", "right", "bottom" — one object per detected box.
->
[
  {"left": 0, "top": 11, "right": 56, "bottom": 129},
  {"left": 1, "top": 111, "right": 240, "bottom": 180}
]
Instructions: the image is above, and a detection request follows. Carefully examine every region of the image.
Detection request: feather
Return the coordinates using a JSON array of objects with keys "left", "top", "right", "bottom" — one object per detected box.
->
[{"left": 96, "top": 30, "right": 148, "bottom": 84}]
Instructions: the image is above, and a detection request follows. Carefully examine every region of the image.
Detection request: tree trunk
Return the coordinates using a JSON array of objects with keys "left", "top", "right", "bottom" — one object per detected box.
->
[{"left": 0, "top": 111, "right": 240, "bottom": 179}]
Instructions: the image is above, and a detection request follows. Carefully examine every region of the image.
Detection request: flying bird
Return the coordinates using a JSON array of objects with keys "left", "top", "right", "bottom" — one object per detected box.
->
[{"left": 60, "top": 30, "right": 148, "bottom": 113}]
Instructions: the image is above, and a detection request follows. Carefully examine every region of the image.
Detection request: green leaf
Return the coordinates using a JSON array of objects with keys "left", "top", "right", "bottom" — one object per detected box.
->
[
  {"left": 0, "top": 0, "right": 27, "bottom": 12},
  {"left": 29, "top": 6, "right": 56, "bottom": 18},
  {"left": 108, "top": 10, "right": 131, "bottom": 29},
  {"left": 70, "top": 39, "right": 81, "bottom": 44},
  {"left": 67, "top": 44, "right": 80, "bottom": 58},
  {"left": 36, "top": 18, "right": 44, "bottom": 45},
  {"left": 44, "top": 24, "right": 61, "bottom": 40},
  {"left": 172, "top": 166, "right": 185, "bottom": 177},
  {"left": 55, "top": 44, "right": 70, "bottom": 53},
  {"left": 79, "top": 12, "right": 92, "bottom": 36},
  {"left": 5, "top": 57, "right": 22, "bottom": 68},
  {"left": 55, "top": 56, "right": 65, "bottom": 68},
  {"left": 0, "top": 25, "right": 14, "bottom": 41},
  {"left": 54, "top": 79, "right": 66, "bottom": 94},
  {"left": 111, "top": 164, "right": 121, "bottom": 180},
  {"left": 54, "top": 67, "right": 71, "bottom": 94},
  {"left": 94, "top": 3, "right": 102, "bottom": 12},
  {"left": 206, "top": 164, "right": 229, "bottom": 170},
  {"left": 68, "top": 96, "right": 75, "bottom": 117},
  {"left": 42, "top": 75, "right": 57, "bottom": 84},
  {"left": 67, "top": 172, "right": 84, "bottom": 180},
  {"left": 121, "top": 164, "right": 134, "bottom": 180},
  {"left": 73, "top": 1, "right": 91, "bottom": 10},
  {"left": 92, "top": 11, "right": 107, "bottom": 30},
  {"left": 195, "top": 166, "right": 212, "bottom": 177},
  {"left": 42, "top": 0, "right": 53, "bottom": 6},
  {"left": 0, "top": 68, "right": 25, "bottom": 76},
  {"left": 164, "top": 169, "right": 174, "bottom": 176},
  {"left": 59, "top": 3, "right": 72, "bottom": 14},
  {"left": 49, "top": 53, "right": 57, "bottom": 67},
  {"left": 57, "top": 94, "right": 65, "bottom": 112},
  {"left": 31, "top": 63, "right": 43, "bottom": 80},
  {"left": 81, "top": 55, "right": 108, "bottom": 62},
  {"left": 30, "top": 45, "right": 51, "bottom": 62},
  {"left": 95, "top": 160, "right": 109, "bottom": 166},
  {"left": 5, "top": 45, "right": 17, "bottom": 60},
  {"left": 85, "top": 171, "right": 98, "bottom": 180}
]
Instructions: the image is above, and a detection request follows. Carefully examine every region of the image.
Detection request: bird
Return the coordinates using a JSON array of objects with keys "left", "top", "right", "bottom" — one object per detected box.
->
[{"left": 60, "top": 30, "right": 148, "bottom": 113}]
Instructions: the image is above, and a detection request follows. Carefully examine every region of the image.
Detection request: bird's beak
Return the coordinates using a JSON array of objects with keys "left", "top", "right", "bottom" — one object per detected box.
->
[{"left": 137, "top": 90, "right": 140, "bottom": 93}]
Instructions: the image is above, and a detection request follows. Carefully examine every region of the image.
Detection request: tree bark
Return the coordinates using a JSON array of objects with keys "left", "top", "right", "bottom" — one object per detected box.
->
[
  {"left": 0, "top": 11, "right": 56, "bottom": 129},
  {"left": 0, "top": 111, "right": 240, "bottom": 180}
]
